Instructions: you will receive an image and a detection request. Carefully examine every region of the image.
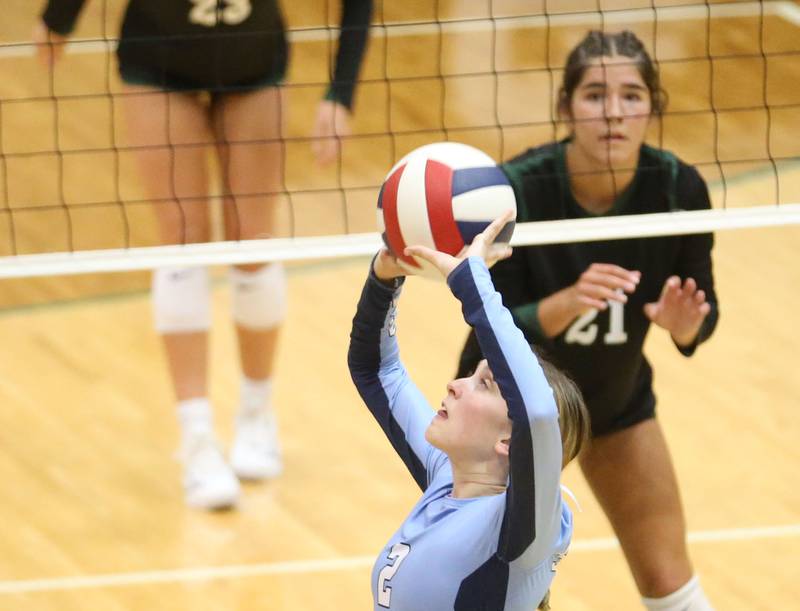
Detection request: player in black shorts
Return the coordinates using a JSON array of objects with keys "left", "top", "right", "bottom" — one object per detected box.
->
[
  {"left": 35, "top": 0, "right": 373, "bottom": 510},
  {"left": 457, "top": 31, "right": 719, "bottom": 610}
]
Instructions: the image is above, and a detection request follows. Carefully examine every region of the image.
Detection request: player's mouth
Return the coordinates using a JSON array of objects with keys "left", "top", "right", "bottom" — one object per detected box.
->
[
  {"left": 436, "top": 402, "right": 449, "bottom": 419},
  {"left": 601, "top": 132, "right": 626, "bottom": 141}
]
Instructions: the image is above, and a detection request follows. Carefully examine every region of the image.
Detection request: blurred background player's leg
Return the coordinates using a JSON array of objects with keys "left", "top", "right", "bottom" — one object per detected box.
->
[
  {"left": 580, "top": 419, "right": 713, "bottom": 610},
  {"left": 122, "top": 85, "right": 240, "bottom": 509},
  {"left": 213, "top": 86, "right": 286, "bottom": 480}
]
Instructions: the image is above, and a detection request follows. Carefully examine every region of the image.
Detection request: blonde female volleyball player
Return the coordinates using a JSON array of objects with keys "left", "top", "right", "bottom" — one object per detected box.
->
[
  {"left": 457, "top": 31, "right": 719, "bottom": 610},
  {"left": 349, "top": 211, "right": 590, "bottom": 611},
  {"left": 34, "top": 0, "right": 373, "bottom": 509}
]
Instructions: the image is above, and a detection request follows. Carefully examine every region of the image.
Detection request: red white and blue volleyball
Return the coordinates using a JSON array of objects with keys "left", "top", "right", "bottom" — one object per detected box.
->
[{"left": 377, "top": 142, "right": 517, "bottom": 276}]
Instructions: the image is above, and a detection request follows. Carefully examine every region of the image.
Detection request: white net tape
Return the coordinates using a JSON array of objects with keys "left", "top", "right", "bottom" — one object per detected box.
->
[{"left": 1, "top": 203, "right": 798, "bottom": 278}]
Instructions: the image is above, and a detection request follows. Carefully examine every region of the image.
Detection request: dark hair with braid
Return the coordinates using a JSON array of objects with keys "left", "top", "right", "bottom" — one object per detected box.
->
[{"left": 557, "top": 30, "right": 667, "bottom": 118}]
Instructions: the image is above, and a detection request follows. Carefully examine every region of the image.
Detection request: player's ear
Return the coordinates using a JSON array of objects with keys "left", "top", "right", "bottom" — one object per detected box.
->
[{"left": 495, "top": 437, "right": 510, "bottom": 458}]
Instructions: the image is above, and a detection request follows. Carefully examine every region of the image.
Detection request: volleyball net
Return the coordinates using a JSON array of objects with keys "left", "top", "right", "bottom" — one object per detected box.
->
[{"left": 0, "top": 0, "right": 799, "bottom": 278}]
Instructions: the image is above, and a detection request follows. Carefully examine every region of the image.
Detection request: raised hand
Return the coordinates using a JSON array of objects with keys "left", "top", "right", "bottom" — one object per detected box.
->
[
  {"left": 644, "top": 275, "right": 710, "bottom": 347},
  {"left": 404, "top": 209, "right": 514, "bottom": 279},
  {"left": 311, "top": 100, "right": 351, "bottom": 166}
]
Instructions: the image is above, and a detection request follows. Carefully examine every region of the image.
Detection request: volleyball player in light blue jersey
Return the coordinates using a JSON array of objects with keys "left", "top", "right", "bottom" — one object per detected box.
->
[{"left": 348, "top": 212, "right": 590, "bottom": 610}]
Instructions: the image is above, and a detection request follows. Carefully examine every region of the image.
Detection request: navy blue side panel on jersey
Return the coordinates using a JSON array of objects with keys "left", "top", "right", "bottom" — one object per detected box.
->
[
  {"left": 448, "top": 258, "right": 563, "bottom": 565},
  {"left": 454, "top": 555, "right": 510, "bottom": 611},
  {"left": 348, "top": 271, "right": 432, "bottom": 491}
]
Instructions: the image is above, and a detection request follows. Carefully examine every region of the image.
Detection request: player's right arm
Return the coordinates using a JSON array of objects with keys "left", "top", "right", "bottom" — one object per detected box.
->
[
  {"left": 348, "top": 255, "right": 443, "bottom": 491},
  {"left": 447, "top": 257, "right": 564, "bottom": 566},
  {"left": 491, "top": 247, "right": 640, "bottom": 341}
]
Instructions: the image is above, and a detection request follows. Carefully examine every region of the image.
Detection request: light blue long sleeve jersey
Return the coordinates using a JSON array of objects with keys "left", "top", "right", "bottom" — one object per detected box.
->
[{"left": 348, "top": 257, "right": 572, "bottom": 611}]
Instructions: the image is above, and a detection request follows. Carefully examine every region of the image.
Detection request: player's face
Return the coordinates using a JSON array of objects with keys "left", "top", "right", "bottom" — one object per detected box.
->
[
  {"left": 426, "top": 360, "right": 512, "bottom": 461},
  {"left": 566, "top": 56, "right": 652, "bottom": 169}
]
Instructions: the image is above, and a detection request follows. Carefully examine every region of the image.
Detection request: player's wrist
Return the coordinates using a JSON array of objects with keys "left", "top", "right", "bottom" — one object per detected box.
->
[
  {"left": 670, "top": 327, "right": 699, "bottom": 348},
  {"left": 370, "top": 255, "right": 403, "bottom": 288}
]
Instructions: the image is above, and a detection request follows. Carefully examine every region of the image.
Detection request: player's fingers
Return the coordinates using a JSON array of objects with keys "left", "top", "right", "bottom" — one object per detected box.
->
[
  {"left": 694, "top": 289, "right": 706, "bottom": 305},
  {"left": 495, "top": 245, "right": 513, "bottom": 261},
  {"left": 682, "top": 277, "right": 697, "bottom": 295},
  {"left": 583, "top": 270, "right": 638, "bottom": 293},
  {"left": 404, "top": 244, "right": 440, "bottom": 264},
  {"left": 481, "top": 209, "right": 515, "bottom": 245},
  {"left": 589, "top": 263, "right": 641, "bottom": 282},
  {"left": 579, "top": 283, "right": 627, "bottom": 303},
  {"left": 578, "top": 294, "right": 609, "bottom": 310},
  {"left": 485, "top": 244, "right": 512, "bottom": 267},
  {"left": 660, "top": 275, "right": 681, "bottom": 300}
]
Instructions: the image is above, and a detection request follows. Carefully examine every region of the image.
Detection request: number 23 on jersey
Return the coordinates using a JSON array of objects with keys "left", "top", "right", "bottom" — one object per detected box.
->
[{"left": 189, "top": 0, "right": 252, "bottom": 26}]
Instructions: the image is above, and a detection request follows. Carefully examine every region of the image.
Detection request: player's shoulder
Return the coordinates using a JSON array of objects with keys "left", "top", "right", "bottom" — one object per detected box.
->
[
  {"left": 640, "top": 144, "right": 705, "bottom": 185},
  {"left": 500, "top": 141, "right": 564, "bottom": 221},
  {"left": 639, "top": 144, "right": 708, "bottom": 207},
  {"left": 502, "top": 141, "right": 562, "bottom": 177}
]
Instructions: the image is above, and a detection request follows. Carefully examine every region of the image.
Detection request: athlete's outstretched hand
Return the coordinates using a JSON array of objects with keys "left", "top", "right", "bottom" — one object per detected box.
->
[
  {"left": 644, "top": 275, "right": 710, "bottom": 347},
  {"left": 312, "top": 100, "right": 351, "bottom": 166},
  {"left": 568, "top": 263, "right": 641, "bottom": 312},
  {"left": 404, "top": 210, "right": 514, "bottom": 279},
  {"left": 32, "top": 21, "right": 66, "bottom": 68}
]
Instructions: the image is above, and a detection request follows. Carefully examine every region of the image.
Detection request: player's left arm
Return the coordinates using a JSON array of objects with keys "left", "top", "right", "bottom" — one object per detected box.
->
[
  {"left": 312, "top": 0, "right": 373, "bottom": 164},
  {"left": 40, "top": 0, "right": 87, "bottom": 35},
  {"left": 327, "top": 0, "right": 373, "bottom": 110},
  {"left": 644, "top": 165, "right": 719, "bottom": 355},
  {"left": 448, "top": 259, "right": 564, "bottom": 566}
]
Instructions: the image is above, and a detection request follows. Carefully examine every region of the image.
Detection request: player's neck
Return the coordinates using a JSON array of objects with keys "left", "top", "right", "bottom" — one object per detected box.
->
[
  {"left": 565, "top": 143, "right": 637, "bottom": 214},
  {"left": 449, "top": 460, "right": 508, "bottom": 499}
]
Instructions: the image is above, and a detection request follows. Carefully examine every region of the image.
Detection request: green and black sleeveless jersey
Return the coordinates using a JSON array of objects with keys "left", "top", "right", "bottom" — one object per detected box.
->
[
  {"left": 457, "top": 140, "right": 719, "bottom": 436},
  {"left": 42, "top": 0, "right": 372, "bottom": 107}
]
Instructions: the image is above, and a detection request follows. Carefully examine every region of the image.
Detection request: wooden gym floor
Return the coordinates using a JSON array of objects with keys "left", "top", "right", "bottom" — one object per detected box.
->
[{"left": 0, "top": 1, "right": 798, "bottom": 609}]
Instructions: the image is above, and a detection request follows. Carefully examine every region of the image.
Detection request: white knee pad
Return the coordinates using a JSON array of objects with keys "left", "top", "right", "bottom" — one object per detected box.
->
[
  {"left": 230, "top": 263, "right": 287, "bottom": 330},
  {"left": 152, "top": 266, "right": 211, "bottom": 334}
]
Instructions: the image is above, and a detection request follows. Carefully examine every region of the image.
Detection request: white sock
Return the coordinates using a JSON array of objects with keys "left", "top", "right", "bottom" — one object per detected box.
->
[
  {"left": 177, "top": 397, "right": 213, "bottom": 441},
  {"left": 239, "top": 377, "right": 273, "bottom": 415},
  {"left": 642, "top": 576, "right": 714, "bottom": 611}
]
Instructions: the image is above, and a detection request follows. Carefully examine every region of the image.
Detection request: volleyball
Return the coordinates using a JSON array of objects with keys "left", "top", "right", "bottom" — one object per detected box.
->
[{"left": 376, "top": 142, "right": 517, "bottom": 276}]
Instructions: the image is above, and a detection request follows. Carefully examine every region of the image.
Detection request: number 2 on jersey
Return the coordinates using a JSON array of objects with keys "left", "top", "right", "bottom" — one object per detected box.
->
[
  {"left": 377, "top": 542, "right": 411, "bottom": 608},
  {"left": 189, "top": 0, "right": 252, "bottom": 27},
  {"left": 565, "top": 299, "right": 628, "bottom": 346}
]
